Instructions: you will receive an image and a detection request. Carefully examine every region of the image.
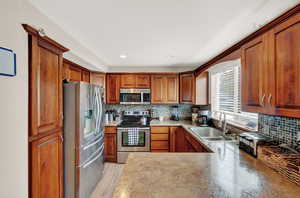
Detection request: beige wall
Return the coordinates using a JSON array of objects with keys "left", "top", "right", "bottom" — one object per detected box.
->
[
  {"left": 0, "top": 0, "right": 105, "bottom": 197},
  {"left": 0, "top": 0, "right": 28, "bottom": 197}
]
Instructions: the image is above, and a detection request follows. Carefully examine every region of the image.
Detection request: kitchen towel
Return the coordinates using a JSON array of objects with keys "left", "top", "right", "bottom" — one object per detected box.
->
[{"left": 128, "top": 128, "right": 139, "bottom": 145}]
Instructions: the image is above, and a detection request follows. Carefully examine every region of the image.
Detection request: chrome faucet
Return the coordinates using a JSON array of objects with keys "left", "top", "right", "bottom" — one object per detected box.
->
[{"left": 219, "top": 112, "right": 228, "bottom": 135}]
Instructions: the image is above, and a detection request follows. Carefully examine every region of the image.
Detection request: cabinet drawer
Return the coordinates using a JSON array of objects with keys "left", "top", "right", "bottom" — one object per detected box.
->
[
  {"left": 151, "top": 134, "right": 169, "bottom": 141},
  {"left": 151, "top": 141, "right": 169, "bottom": 150},
  {"left": 151, "top": 127, "right": 169, "bottom": 134}
]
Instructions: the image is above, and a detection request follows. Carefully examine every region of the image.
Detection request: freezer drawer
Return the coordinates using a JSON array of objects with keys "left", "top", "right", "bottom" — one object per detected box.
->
[
  {"left": 78, "top": 134, "right": 104, "bottom": 166},
  {"left": 77, "top": 146, "right": 104, "bottom": 198}
]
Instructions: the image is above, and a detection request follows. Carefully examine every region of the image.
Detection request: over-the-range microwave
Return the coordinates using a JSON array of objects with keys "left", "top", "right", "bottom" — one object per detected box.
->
[{"left": 120, "top": 88, "right": 150, "bottom": 104}]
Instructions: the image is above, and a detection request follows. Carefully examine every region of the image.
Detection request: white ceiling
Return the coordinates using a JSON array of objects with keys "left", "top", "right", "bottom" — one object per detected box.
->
[{"left": 28, "top": 0, "right": 300, "bottom": 72}]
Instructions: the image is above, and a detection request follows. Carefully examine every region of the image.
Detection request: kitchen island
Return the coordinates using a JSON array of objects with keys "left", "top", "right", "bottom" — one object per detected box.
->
[{"left": 113, "top": 122, "right": 300, "bottom": 198}]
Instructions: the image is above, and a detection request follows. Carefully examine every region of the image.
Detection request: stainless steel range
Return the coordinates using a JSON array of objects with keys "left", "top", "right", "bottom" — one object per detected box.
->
[{"left": 117, "top": 111, "right": 151, "bottom": 163}]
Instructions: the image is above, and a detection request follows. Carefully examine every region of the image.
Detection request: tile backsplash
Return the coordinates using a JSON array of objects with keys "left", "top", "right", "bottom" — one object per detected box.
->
[
  {"left": 259, "top": 114, "right": 300, "bottom": 149},
  {"left": 105, "top": 104, "right": 193, "bottom": 120}
]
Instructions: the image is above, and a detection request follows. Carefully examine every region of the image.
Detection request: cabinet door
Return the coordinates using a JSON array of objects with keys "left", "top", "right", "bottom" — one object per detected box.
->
[
  {"left": 81, "top": 70, "right": 90, "bottom": 83},
  {"left": 169, "top": 127, "right": 178, "bottom": 152},
  {"left": 269, "top": 13, "right": 300, "bottom": 118},
  {"left": 136, "top": 74, "right": 150, "bottom": 88},
  {"left": 104, "top": 133, "right": 117, "bottom": 162},
  {"left": 29, "top": 36, "right": 63, "bottom": 138},
  {"left": 165, "top": 75, "right": 179, "bottom": 104},
  {"left": 120, "top": 74, "right": 136, "bottom": 88},
  {"left": 69, "top": 66, "right": 82, "bottom": 82},
  {"left": 62, "top": 63, "right": 70, "bottom": 80},
  {"left": 106, "top": 74, "right": 120, "bottom": 104},
  {"left": 31, "top": 132, "right": 63, "bottom": 198},
  {"left": 195, "top": 72, "right": 209, "bottom": 105},
  {"left": 180, "top": 73, "right": 195, "bottom": 104},
  {"left": 175, "top": 127, "right": 186, "bottom": 152},
  {"left": 151, "top": 75, "right": 165, "bottom": 104},
  {"left": 241, "top": 34, "right": 268, "bottom": 113},
  {"left": 90, "top": 72, "right": 106, "bottom": 88}
]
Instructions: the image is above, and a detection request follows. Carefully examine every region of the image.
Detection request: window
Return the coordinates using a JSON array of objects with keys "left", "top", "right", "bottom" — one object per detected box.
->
[{"left": 209, "top": 59, "right": 258, "bottom": 130}]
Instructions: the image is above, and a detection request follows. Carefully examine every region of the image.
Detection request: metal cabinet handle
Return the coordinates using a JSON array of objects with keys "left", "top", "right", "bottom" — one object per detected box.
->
[
  {"left": 60, "top": 135, "right": 64, "bottom": 143},
  {"left": 261, "top": 94, "right": 266, "bottom": 107},
  {"left": 268, "top": 94, "right": 272, "bottom": 105}
]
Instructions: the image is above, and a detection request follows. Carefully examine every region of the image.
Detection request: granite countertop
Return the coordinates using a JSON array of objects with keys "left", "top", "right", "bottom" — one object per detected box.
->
[
  {"left": 113, "top": 120, "right": 300, "bottom": 198},
  {"left": 104, "top": 120, "right": 122, "bottom": 126}
]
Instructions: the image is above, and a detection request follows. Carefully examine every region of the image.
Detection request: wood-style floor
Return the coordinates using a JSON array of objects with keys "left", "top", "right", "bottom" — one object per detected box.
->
[{"left": 91, "top": 163, "right": 124, "bottom": 198}]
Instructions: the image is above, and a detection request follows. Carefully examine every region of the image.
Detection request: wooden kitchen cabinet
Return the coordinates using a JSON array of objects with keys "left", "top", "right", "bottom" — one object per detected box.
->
[
  {"left": 180, "top": 73, "right": 195, "bottom": 104},
  {"left": 195, "top": 71, "right": 209, "bottom": 105},
  {"left": 68, "top": 65, "right": 82, "bottom": 82},
  {"left": 106, "top": 74, "right": 120, "bottom": 104},
  {"left": 151, "top": 74, "right": 179, "bottom": 104},
  {"left": 184, "top": 131, "right": 206, "bottom": 152},
  {"left": 169, "top": 127, "right": 186, "bottom": 152},
  {"left": 31, "top": 132, "right": 63, "bottom": 198},
  {"left": 81, "top": 70, "right": 90, "bottom": 83},
  {"left": 241, "top": 34, "right": 268, "bottom": 113},
  {"left": 120, "top": 74, "right": 136, "bottom": 88},
  {"left": 267, "top": 12, "right": 300, "bottom": 118},
  {"left": 136, "top": 74, "right": 151, "bottom": 88},
  {"left": 241, "top": 12, "right": 300, "bottom": 118},
  {"left": 104, "top": 127, "right": 117, "bottom": 162},
  {"left": 90, "top": 72, "right": 106, "bottom": 88},
  {"left": 120, "top": 74, "right": 150, "bottom": 88},
  {"left": 24, "top": 24, "right": 68, "bottom": 198},
  {"left": 151, "top": 126, "right": 169, "bottom": 152}
]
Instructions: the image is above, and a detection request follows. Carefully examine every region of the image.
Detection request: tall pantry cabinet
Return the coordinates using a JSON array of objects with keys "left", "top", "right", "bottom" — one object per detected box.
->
[{"left": 23, "top": 25, "right": 68, "bottom": 198}]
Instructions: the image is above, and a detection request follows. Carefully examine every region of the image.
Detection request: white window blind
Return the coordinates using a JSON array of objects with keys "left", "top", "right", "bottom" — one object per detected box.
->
[{"left": 210, "top": 59, "right": 258, "bottom": 130}]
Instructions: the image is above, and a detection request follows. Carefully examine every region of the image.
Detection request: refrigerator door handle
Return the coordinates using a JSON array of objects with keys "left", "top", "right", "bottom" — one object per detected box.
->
[
  {"left": 82, "top": 136, "right": 103, "bottom": 150},
  {"left": 81, "top": 144, "right": 104, "bottom": 169}
]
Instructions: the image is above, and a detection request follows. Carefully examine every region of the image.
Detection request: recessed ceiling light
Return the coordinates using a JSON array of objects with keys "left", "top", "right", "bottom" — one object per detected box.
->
[{"left": 120, "top": 54, "right": 127, "bottom": 59}]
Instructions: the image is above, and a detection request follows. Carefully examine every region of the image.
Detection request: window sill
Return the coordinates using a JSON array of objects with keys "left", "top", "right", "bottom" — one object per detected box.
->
[{"left": 212, "top": 118, "right": 257, "bottom": 132}]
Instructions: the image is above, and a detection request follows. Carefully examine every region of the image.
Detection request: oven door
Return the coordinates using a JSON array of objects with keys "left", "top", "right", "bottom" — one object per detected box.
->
[{"left": 117, "top": 128, "right": 150, "bottom": 152}]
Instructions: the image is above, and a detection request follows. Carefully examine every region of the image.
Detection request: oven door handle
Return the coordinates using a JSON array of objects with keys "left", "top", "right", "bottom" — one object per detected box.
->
[{"left": 117, "top": 127, "right": 150, "bottom": 130}]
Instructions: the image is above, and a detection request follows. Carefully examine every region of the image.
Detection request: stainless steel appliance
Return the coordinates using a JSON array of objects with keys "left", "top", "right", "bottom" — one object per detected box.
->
[
  {"left": 239, "top": 132, "right": 271, "bottom": 157},
  {"left": 117, "top": 111, "right": 151, "bottom": 163},
  {"left": 64, "top": 82, "right": 105, "bottom": 198},
  {"left": 120, "top": 88, "right": 150, "bottom": 104}
]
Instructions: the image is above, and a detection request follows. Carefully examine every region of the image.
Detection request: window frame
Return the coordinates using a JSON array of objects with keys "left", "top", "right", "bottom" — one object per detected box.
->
[{"left": 209, "top": 59, "right": 258, "bottom": 131}]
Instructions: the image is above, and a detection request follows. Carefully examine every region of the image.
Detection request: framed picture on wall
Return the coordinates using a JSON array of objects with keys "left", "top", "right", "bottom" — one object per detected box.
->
[{"left": 0, "top": 47, "right": 16, "bottom": 76}]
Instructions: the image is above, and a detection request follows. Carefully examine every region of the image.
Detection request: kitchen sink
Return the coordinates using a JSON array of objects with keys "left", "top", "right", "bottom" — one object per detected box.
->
[{"left": 188, "top": 127, "right": 234, "bottom": 142}]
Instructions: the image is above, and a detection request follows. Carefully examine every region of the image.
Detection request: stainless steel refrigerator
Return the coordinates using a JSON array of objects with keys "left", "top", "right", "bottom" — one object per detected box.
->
[{"left": 64, "top": 82, "right": 105, "bottom": 198}]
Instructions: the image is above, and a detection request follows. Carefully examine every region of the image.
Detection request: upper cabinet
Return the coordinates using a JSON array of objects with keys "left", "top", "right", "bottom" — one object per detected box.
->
[
  {"left": 28, "top": 34, "right": 67, "bottom": 138},
  {"left": 136, "top": 74, "right": 151, "bottom": 88},
  {"left": 268, "top": 13, "right": 300, "bottom": 118},
  {"left": 90, "top": 72, "right": 106, "bottom": 88},
  {"left": 179, "top": 73, "right": 195, "bottom": 104},
  {"left": 151, "top": 74, "right": 179, "bottom": 104},
  {"left": 241, "top": 34, "right": 269, "bottom": 113},
  {"left": 120, "top": 74, "right": 150, "bottom": 88},
  {"left": 63, "top": 59, "right": 90, "bottom": 83},
  {"left": 81, "top": 70, "right": 90, "bottom": 83},
  {"left": 106, "top": 74, "right": 121, "bottom": 104},
  {"left": 241, "top": 12, "right": 300, "bottom": 118},
  {"left": 195, "top": 71, "right": 209, "bottom": 105}
]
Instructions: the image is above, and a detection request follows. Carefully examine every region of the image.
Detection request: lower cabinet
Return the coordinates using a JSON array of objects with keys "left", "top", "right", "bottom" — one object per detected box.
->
[
  {"left": 152, "top": 126, "right": 208, "bottom": 153},
  {"left": 184, "top": 131, "right": 207, "bottom": 152},
  {"left": 104, "top": 127, "right": 117, "bottom": 162},
  {"left": 30, "top": 132, "right": 63, "bottom": 198},
  {"left": 151, "top": 127, "right": 169, "bottom": 152}
]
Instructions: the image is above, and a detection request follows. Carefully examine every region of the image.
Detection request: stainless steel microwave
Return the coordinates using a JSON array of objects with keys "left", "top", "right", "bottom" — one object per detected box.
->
[{"left": 120, "top": 88, "right": 151, "bottom": 104}]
